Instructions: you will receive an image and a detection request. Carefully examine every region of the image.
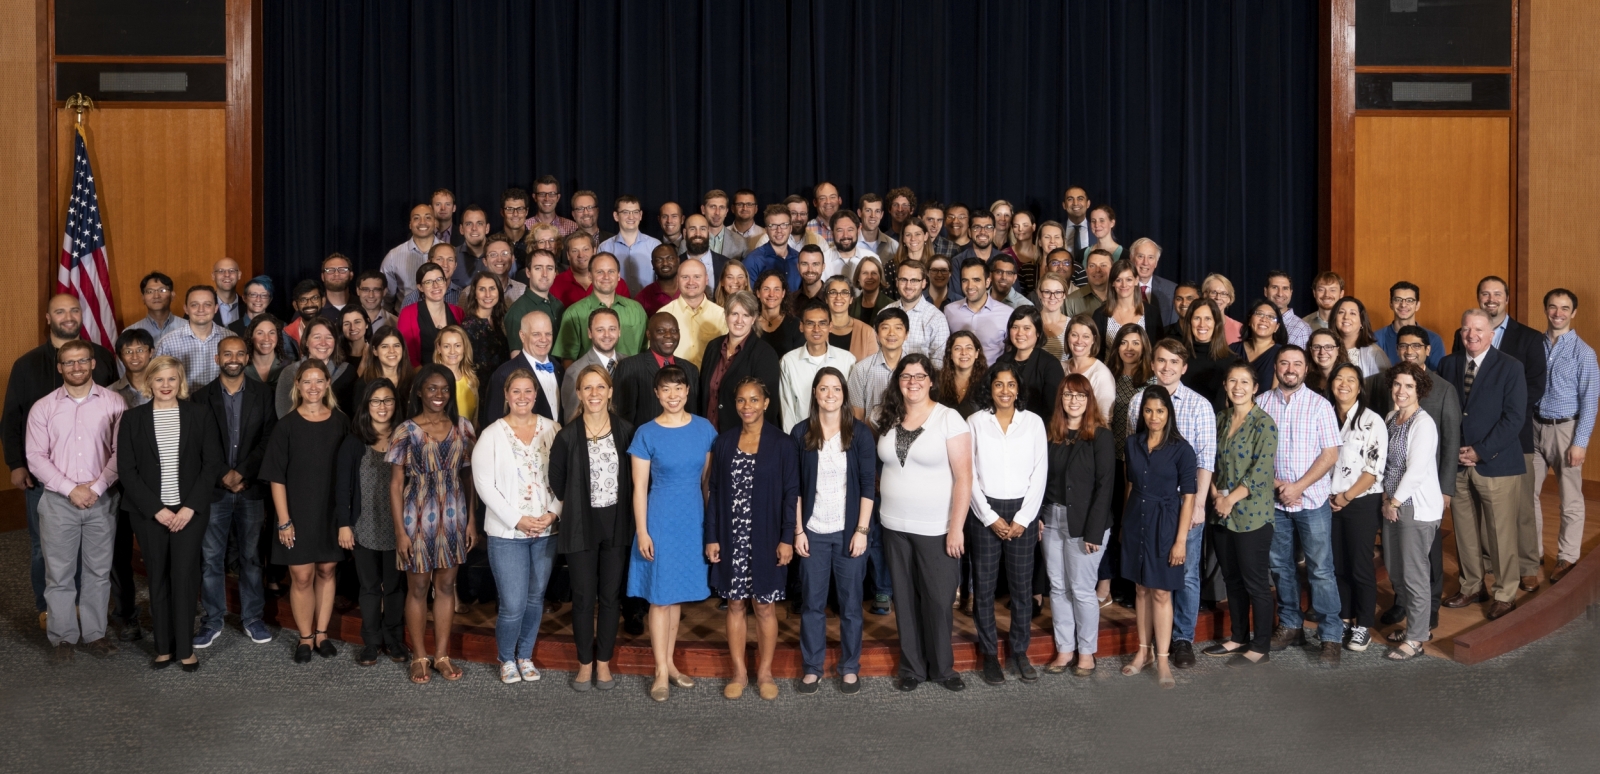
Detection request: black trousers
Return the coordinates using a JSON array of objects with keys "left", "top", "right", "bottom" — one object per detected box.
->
[
  {"left": 965, "top": 501, "right": 1038, "bottom": 658},
  {"left": 884, "top": 527, "right": 960, "bottom": 682},
  {"left": 111, "top": 507, "right": 138, "bottom": 622},
  {"left": 132, "top": 510, "right": 209, "bottom": 661},
  {"left": 1332, "top": 493, "right": 1382, "bottom": 627},
  {"left": 1215, "top": 523, "right": 1275, "bottom": 654},
  {"left": 352, "top": 546, "right": 404, "bottom": 651},
  {"left": 566, "top": 538, "right": 630, "bottom": 664}
]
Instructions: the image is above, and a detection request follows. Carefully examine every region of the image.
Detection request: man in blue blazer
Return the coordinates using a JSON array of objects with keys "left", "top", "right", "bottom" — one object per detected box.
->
[{"left": 1439, "top": 309, "right": 1527, "bottom": 620}]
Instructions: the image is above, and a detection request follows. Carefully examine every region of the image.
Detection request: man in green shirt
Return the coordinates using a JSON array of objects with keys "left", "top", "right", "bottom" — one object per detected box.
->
[
  {"left": 554, "top": 252, "right": 646, "bottom": 365},
  {"left": 504, "top": 247, "right": 563, "bottom": 343}
]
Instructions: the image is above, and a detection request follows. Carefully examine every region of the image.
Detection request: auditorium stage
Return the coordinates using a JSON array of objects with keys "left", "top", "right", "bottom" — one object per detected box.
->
[{"left": 238, "top": 488, "right": 1600, "bottom": 677}]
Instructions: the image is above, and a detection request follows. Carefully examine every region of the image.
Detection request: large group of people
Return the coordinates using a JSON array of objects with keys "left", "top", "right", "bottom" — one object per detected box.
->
[{"left": 5, "top": 179, "right": 1594, "bottom": 698}]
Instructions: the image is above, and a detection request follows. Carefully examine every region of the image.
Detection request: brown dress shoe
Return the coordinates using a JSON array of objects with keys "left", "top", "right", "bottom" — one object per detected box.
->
[
  {"left": 1550, "top": 560, "right": 1576, "bottom": 584},
  {"left": 81, "top": 638, "right": 118, "bottom": 659},
  {"left": 1519, "top": 576, "right": 1539, "bottom": 592},
  {"left": 1485, "top": 600, "right": 1516, "bottom": 621},
  {"left": 1442, "top": 591, "right": 1487, "bottom": 608}
]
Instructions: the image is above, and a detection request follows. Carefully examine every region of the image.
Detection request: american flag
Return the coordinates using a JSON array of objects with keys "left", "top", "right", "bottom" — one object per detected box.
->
[{"left": 57, "top": 126, "right": 119, "bottom": 349}]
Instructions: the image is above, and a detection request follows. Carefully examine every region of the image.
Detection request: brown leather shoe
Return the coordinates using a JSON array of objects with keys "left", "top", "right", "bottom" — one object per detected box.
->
[
  {"left": 1550, "top": 560, "right": 1576, "bottom": 584},
  {"left": 81, "top": 638, "right": 118, "bottom": 659},
  {"left": 1519, "top": 575, "right": 1539, "bottom": 592},
  {"left": 1442, "top": 590, "right": 1487, "bottom": 608},
  {"left": 1485, "top": 600, "right": 1516, "bottom": 621}
]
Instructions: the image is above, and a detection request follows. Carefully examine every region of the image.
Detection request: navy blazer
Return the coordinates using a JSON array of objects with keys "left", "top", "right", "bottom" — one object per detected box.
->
[
  {"left": 192, "top": 377, "right": 278, "bottom": 499},
  {"left": 789, "top": 418, "right": 879, "bottom": 536},
  {"left": 703, "top": 423, "right": 800, "bottom": 597},
  {"left": 1452, "top": 316, "right": 1546, "bottom": 454},
  {"left": 1438, "top": 347, "right": 1527, "bottom": 478}
]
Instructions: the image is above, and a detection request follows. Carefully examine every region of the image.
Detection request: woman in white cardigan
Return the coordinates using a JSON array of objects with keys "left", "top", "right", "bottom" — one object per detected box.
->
[
  {"left": 471, "top": 368, "right": 561, "bottom": 684},
  {"left": 1379, "top": 362, "right": 1443, "bottom": 661}
]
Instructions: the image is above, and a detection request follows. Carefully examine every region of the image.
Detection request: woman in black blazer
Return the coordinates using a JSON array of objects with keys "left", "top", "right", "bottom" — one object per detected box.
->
[
  {"left": 698, "top": 291, "right": 782, "bottom": 431},
  {"left": 1039, "top": 373, "right": 1115, "bottom": 677},
  {"left": 789, "top": 366, "right": 877, "bottom": 694},
  {"left": 117, "top": 357, "right": 223, "bottom": 671},
  {"left": 704, "top": 377, "right": 799, "bottom": 700},
  {"left": 548, "top": 363, "right": 636, "bottom": 691}
]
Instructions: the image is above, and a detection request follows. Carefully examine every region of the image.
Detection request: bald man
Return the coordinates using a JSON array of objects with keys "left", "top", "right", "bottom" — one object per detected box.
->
[
  {"left": 659, "top": 257, "right": 727, "bottom": 367},
  {"left": 483, "top": 311, "right": 563, "bottom": 425},
  {"left": 2, "top": 294, "right": 119, "bottom": 627}
]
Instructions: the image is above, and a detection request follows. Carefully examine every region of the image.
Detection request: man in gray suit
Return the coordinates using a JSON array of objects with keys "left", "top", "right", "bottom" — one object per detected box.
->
[
  {"left": 1129, "top": 237, "right": 1176, "bottom": 321},
  {"left": 701, "top": 189, "right": 748, "bottom": 260},
  {"left": 1369, "top": 325, "right": 1460, "bottom": 631},
  {"left": 558, "top": 307, "right": 622, "bottom": 422}
]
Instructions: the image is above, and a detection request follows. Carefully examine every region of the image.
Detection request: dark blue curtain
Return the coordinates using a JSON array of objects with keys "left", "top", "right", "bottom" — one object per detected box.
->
[{"left": 265, "top": 0, "right": 1317, "bottom": 308}]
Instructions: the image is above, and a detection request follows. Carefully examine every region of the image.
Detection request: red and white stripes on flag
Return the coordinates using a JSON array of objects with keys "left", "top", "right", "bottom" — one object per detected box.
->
[{"left": 57, "top": 126, "right": 119, "bottom": 350}]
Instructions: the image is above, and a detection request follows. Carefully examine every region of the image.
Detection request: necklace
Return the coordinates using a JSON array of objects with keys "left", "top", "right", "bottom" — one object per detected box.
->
[{"left": 584, "top": 415, "right": 611, "bottom": 441}]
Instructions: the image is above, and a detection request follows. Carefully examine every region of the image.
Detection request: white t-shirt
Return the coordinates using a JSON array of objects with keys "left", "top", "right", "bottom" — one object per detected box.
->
[{"left": 876, "top": 402, "right": 972, "bottom": 536}]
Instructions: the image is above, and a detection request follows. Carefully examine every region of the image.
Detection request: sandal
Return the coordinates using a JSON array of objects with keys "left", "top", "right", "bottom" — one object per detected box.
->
[
  {"left": 1156, "top": 652, "right": 1175, "bottom": 689},
  {"left": 433, "top": 656, "right": 463, "bottom": 681},
  {"left": 1386, "top": 641, "right": 1422, "bottom": 661},
  {"left": 409, "top": 657, "right": 432, "bottom": 684},
  {"left": 1121, "top": 645, "right": 1152, "bottom": 676}
]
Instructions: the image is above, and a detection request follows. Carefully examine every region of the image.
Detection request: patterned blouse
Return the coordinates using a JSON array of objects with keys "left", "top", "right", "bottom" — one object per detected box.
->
[
  {"left": 354, "top": 445, "right": 395, "bottom": 551},
  {"left": 1383, "top": 410, "right": 1418, "bottom": 507},
  {"left": 1212, "top": 405, "right": 1278, "bottom": 533},
  {"left": 1112, "top": 374, "right": 1142, "bottom": 460},
  {"left": 587, "top": 432, "right": 620, "bottom": 508}
]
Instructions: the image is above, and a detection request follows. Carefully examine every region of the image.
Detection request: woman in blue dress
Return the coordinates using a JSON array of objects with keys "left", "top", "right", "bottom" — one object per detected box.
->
[
  {"left": 1119, "top": 385, "right": 1196, "bottom": 689},
  {"left": 628, "top": 364, "right": 717, "bottom": 702}
]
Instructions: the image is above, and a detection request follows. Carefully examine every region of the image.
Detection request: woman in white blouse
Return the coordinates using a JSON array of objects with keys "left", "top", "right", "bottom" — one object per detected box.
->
[
  {"left": 965, "top": 364, "right": 1048, "bottom": 685},
  {"left": 1380, "top": 362, "right": 1443, "bottom": 660},
  {"left": 1065, "top": 313, "right": 1116, "bottom": 423},
  {"left": 470, "top": 368, "right": 560, "bottom": 684},
  {"left": 1326, "top": 363, "right": 1386, "bottom": 652},
  {"left": 1331, "top": 297, "right": 1391, "bottom": 377},
  {"left": 875, "top": 353, "right": 973, "bottom": 692}
]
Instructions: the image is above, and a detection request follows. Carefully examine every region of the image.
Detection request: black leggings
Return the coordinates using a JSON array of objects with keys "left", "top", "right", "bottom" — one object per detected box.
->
[
  {"left": 1215, "top": 523, "right": 1274, "bottom": 654},
  {"left": 565, "top": 538, "right": 630, "bottom": 664},
  {"left": 1332, "top": 493, "right": 1382, "bottom": 628}
]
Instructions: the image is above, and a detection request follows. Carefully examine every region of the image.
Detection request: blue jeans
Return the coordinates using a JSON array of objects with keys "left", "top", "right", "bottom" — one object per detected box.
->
[
  {"left": 866, "top": 519, "right": 892, "bottom": 599},
  {"left": 1170, "top": 523, "right": 1206, "bottom": 643},
  {"left": 1270, "top": 504, "right": 1344, "bottom": 643},
  {"left": 799, "top": 529, "right": 867, "bottom": 676},
  {"left": 201, "top": 493, "right": 266, "bottom": 631},
  {"left": 26, "top": 485, "right": 45, "bottom": 611},
  {"left": 487, "top": 535, "right": 557, "bottom": 663}
]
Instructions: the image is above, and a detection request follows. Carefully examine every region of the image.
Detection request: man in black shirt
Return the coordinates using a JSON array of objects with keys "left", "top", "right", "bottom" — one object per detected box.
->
[{"left": 1, "top": 294, "right": 118, "bottom": 627}]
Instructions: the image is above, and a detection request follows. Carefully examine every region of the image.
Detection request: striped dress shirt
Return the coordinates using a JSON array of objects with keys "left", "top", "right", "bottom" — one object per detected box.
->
[
  {"left": 1254, "top": 385, "right": 1342, "bottom": 511},
  {"left": 1539, "top": 330, "right": 1599, "bottom": 447},
  {"left": 1127, "top": 381, "right": 1217, "bottom": 473}
]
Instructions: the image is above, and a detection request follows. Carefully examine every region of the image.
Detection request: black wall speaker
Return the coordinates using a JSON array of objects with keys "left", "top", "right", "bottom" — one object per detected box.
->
[
  {"left": 1356, "top": 0, "right": 1512, "bottom": 67},
  {"left": 55, "top": 0, "right": 225, "bottom": 58}
]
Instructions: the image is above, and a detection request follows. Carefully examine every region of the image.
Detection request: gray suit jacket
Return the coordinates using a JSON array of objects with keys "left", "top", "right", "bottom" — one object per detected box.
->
[
  {"left": 715, "top": 228, "right": 749, "bottom": 260},
  {"left": 559, "top": 348, "right": 614, "bottom": 423}
]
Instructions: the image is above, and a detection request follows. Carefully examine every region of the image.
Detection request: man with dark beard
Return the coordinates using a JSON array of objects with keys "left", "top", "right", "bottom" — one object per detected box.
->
[
  {"left": 680, "top": 214, "right": 729, "bottom": 294},
  {"left": 2, "top": 294, "right": 119, "bottom": 630}
]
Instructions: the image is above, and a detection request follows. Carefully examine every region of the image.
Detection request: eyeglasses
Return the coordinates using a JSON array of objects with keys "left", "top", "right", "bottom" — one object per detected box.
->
[
  {"left": 1251, "top": 311, "right": 1278, "bottom": 321},
  {"left": 1063, "top": 392, "right": 1089, "bottom": 402},
  {"left": 534, "top": 192, "right": 559, "bottom": 200},
  {"left": 825, "top": 289, "right": 853, "bottom": 298},
  {"left": 898, "top": 373, "right": 930, "bottom": 384},
  {"left": 1309, "top": 344, "right": 1339, "bottom": 353},
  {"left": 895, "top": 277, "right": 926, "bottom": 285},
  {"left": 502, "top": 206, "right": 528, "bottom": 214},
  {"left": 322, "top": 267, "right": 351, "bottom": 275},
  {"left": 118, "top": 346, "right": 150, "bottom": 356},
  {"left": 245, "top": 292, "right": 272, "bottom": 301},
  {"left": 1039, "top": 290, "right": 1065, "bottom": 299},
  {"left": 368, "top": 397, "right": 396, "bottom": 406},
  {"left": 970, "top": 224, "right": 995, "bottom": 232},
  {"left": 802, "top": 319, "right": 829, "bottom": 328},
  {"left": 213, "top": 268, "right": 240, "bottom": 276},
  {"left": 143, "top": 287, "right": 171, "bottom": 295},
  {"left": 572, "top": 205, "right": 597, "bottom": 214},
  {"left": 992, "top": 269, "right": 1017, "bottom": 277},
  {"left": 59, "top": 357, "right": 93, "bottom": 368},
  {"left": 1206, "top": 290, "right": 1233, "bottom": 300},
  {"left": 1391, "top": 297, "right": 1419, "bottom": 307},
  {"left": 419, "top": 278, "right": 447, "bottom": 288},
  {"left": 1396, "top": 342, "right": 1428, "bottom": 351}
]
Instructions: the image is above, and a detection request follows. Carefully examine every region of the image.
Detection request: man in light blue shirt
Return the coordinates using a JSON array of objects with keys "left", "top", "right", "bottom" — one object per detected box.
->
[
  {"left": 597, "top": 195, "right": 662, "bottom": 295},
  {"left": 1372, "top": 281, "right": 1445, "bottom": 371},
  {"left": 1533, "top": 288, "right": 1597, "bottom": 583},
  {"left": 943, "top": 257, "right": 1011, "bottom": 363}
]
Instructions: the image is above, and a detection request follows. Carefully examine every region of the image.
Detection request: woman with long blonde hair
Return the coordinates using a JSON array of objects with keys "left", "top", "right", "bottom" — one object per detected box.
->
[{"left": 432, "top": 324, "right": 480, "bottom": 425}]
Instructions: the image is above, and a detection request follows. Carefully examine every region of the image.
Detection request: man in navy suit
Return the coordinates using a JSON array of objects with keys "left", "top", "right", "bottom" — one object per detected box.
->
[{"left": 1440, "top": 309, "right": 1527, "bottom": 620}]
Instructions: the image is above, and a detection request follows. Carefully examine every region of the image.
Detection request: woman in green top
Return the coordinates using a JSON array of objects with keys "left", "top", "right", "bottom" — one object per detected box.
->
[{"left": 1203, "top": 363, "right": 1278, "bottom": 665}]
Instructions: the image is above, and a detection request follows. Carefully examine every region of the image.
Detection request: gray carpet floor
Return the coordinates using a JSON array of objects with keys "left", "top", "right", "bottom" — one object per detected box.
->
[{"left": 2, "top": 530, "right": 1598, "bottom": 773}]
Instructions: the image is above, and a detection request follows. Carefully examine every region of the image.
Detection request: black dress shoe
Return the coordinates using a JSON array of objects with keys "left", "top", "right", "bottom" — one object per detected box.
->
[
  {"left": 294, "top": 638, "right": 313, "bottom": 663},
  {"left": 180, "top": 659, "right": 200, "bottom": 673},
  {"left": 897, "top": 677, "right": 920, "bottom": 692},
  {"left": 981, "top": 655, "right": 1006, "bottom": 685},
  {"left": 942, "top": 675, "right": 966, "bottom": 692},
  {"left": 1226, "top": 652, "right": 1270, "bottom": 668},
  {"left": 1014, "top": 657, "right": 1038, "bottom": 682},
  {"left": 1202, "top": 642, "right": 1245, "bottom": 657},
  {"left": 357, "top": 644, "right": 380, "bottom": 666},
  {"left": 151, "top": 656, "right": 174, "bottom": 670},
  {"left": 1171, "top": 640, "right": 1196, "bottom": 669},
  {"left": 387, "top": 642, "right": 411, "bottom": 663},
  {"left": 840, "top": 676, "right": 861, "bottom": 694},
  {"left": 317, "top": 639, "right": 338, "bottom": 659},
  {"left": 1380, "top": 605, "right": 1406, "bottom": 626}
]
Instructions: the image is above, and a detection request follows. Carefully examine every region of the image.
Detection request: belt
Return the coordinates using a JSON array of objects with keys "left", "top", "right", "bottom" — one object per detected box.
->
[{"left": 1535, "top": 414, "right": 1577, "bottom": 425}]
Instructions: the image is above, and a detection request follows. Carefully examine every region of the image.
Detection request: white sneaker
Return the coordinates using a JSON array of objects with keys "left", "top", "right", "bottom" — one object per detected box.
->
[
  {"left": 518, "top": 659, "right": 540, "bottom": 681},
  {"left": 499, "top": 661, "right": 522, "bottom": 684}
]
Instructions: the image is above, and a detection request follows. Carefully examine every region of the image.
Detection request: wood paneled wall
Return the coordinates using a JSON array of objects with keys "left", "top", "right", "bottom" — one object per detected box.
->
[
  {"left": 1353, "top": 116, "right": 1513, "bottom": 338},
  {"left": 1526, "top": 0, "right": 1600, "bottom": 480},
  {"left": 0, "top": 0, "right": 42, "bottom": 499},
  {"left": 54, "top": 108, "right": 229, "bottom": 327}
]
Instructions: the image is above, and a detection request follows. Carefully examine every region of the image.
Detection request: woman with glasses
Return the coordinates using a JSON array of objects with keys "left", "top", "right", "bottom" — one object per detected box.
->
[
  {"left": 1036, "top": 273, "right": 1073, "bottom": 361},
  {"left": 1305, "top": 328, "right": 1352, "bottom": 398},
  {"left": 1040, "top": 375, "right": 1115, "bottom": 676},
  {"left": 822, "top": 276, "right": 879, "bottom": 363},
  {"left": 397, "top": 261, "right": 463, "bottom": 367},
  {"left": 1201, "top": 274, "right": 1244, "bottom": 344},
  {"left": 334, "top": 379, "right": 408, "bottom": 666},
  {"left": 1229, "top": 299, "right": 1286, "bottom": 395}
]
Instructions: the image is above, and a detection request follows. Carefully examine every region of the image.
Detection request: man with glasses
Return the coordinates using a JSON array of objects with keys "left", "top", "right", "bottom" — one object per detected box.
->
[
  {"left": 806, "top": 181, "right": 843, "bottom": 245},
  {"left": 891, "top": 260, "right": 949, "bottom": 368},
  {"left": 126, "top": 272, "right": 182, "bottom": 341},
  {"left": 499, "top": 187, "right": 532, "bottom": 254},
  {"left": 430, "top": 188, "right": 457, "bottom": 244},
  {"left": 211, "top": 258, "right": 244, "bottom": 326},
  {"left": 155, "top": 285, "right": 227, "bottom": 393},
  {"left": 352, "top": 271, "right": 392, "bottom": 331},
  {"left": 569, "top": 189, "right": 613, "bottom": 247},
  {"left": 3, "top": 295, "right": 118, "bottom": 632},
  {"left": 283, "top": 280, "right": 326, "bottom": 348},
  {"left": 951, "top": 210, "right": 1009, "bottom": 303},
  {"left": 779, "top": 300, "right": 856, "bottom": 429},
  {"left": 477, "top": 233, "right": 527, "bottom": 303},
  {"left": 1063, "top": 248, "right": 1114, "bottom": 317},
  {"left": 742, "top": 205, "right": 801, "bottom": 290},
  {"left": 317, "top": 253, "right": 355, "bottom": 319},
  {"left": 987, "top": 255, "right": 1027, "bottom": 309},
  {"left": 530, "top": 175, "right": 578, "bottom": 236},
  {"left": 598, "top": 195, "right": 663, "bottom": 293},
  {"left": 381, "top": 203, "right": 441, "bottom": 304},
  {"left": 1374, "top": 281, "right": 1444, "bottom": 370},
  {"left": 730, "top": 189, "right": 764, "bottom": 243}
]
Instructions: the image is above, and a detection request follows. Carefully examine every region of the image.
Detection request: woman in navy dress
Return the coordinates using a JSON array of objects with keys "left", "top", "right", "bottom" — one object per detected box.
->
[
  {"left": 627, "top": 364, "right": 717, "bottom": 702},
  {"left": 1119, "top": 385, "right": 1196, "bottom": 689}
]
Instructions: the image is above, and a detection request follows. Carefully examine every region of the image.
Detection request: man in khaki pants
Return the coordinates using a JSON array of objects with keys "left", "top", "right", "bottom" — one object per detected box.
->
[{"left": 1531, "top": 289, "right": 1596, "bottom": 584}]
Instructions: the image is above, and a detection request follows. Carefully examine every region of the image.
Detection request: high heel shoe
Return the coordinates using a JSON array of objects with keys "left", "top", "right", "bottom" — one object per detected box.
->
[
  {"left": 1156, "top": 652, "right": 1175, "bottom": 689},
  {"left": 1121, "top": 644, "right": 1152, "bottom": 676}
]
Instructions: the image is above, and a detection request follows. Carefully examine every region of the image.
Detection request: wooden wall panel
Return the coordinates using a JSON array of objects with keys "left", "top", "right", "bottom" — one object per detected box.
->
[
  {"left": 1352, "top": 116, "right": 1512, "bottom": 339},
  {"left": 0, "top": 0, "right": 41, "bottom": 496},
  {"left": 1527, "top": 0, "right": 1600, "bottom": 481},
  {"left": 54, "top": 108, "right": 228, "bottom": 330}
]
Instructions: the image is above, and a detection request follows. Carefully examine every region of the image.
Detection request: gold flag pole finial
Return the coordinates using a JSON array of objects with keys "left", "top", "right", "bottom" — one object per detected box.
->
[{"left": 66, "top": 93, "right": 94, "bottom": 125}]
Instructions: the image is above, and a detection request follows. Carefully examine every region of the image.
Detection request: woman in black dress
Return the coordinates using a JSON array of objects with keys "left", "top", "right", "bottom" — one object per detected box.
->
[
  {"left": 334, "top": 378, "right": 408, "bottom": 666},
  {"left": 263, "top": 358, "right": 352, "bottom": 663},
  {"left": 753, "top": 269, "right": 803, "bottom": 356},
  {"left": 1119, "top": 386, "right": 1197, "bottom": 689},
  {"left": 459, "top": 271, "right": 511, "bottom": 389}
]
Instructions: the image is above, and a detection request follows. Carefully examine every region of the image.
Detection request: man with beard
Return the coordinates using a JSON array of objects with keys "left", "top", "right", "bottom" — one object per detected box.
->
[
  {"left": 2, "top": 294, "right": 118, "bottom": 629},
  {"left": 823, "top": 210, "right": 877, "bottom": 280},
  {"left": 658, "top": 201, "right": 686, "bottom": 254},
  {"left": 680, "top": 213, "right": 728, "bottom": 293},
  {"left": 569, "top": 189, "right": 613, "bottom": 246},
  {"left": 282, "top": 280, "right": 325, "bottom": 347},
  {"left": 191, "top": 336, "right": 278, "bottom": 650},
  {"left": 635, "top": 244, "right": 680, "bottom": 317},
  {"left": 700, "top": 189, "right": 748, "bottom": 260},
  {"left": 317, "top": 253, "right": 355, "bottom": 320},
  {"left": 455, "top": 205, "right": 493, "bottom": 269}
]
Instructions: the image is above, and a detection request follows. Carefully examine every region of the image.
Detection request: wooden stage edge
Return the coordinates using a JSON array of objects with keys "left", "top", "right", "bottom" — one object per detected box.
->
[{"left": 1453, "top": 549, "right": 1600, "bottom": 665}]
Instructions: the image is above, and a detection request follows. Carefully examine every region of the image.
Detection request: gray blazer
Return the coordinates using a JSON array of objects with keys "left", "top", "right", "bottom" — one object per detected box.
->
[
  {"left": 559, "top": 348, "right": 613, "bottom": 423},
  {"left": 716, "top": 228, "right": 749, "bottom": 260}
]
